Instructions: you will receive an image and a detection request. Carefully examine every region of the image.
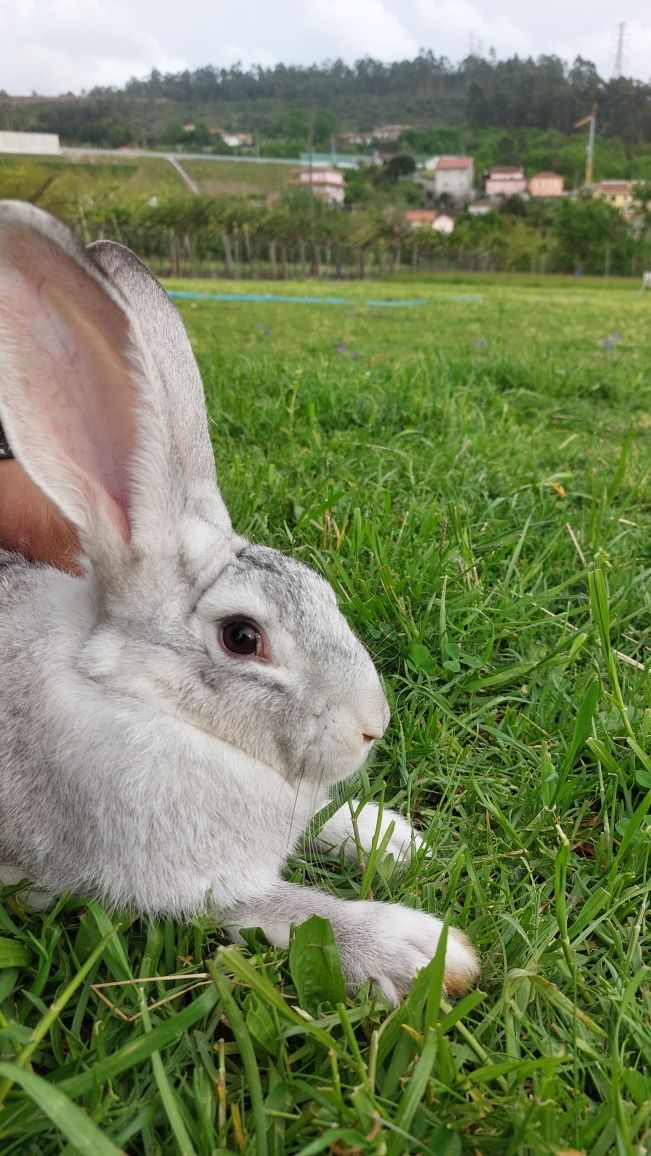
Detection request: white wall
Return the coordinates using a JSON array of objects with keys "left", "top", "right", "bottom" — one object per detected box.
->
[{"left": 0, "top": 132, "right": 61, "bottom": 155}]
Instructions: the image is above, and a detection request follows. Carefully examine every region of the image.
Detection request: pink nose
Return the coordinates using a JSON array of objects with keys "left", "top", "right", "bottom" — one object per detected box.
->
[{"left": 357, "top": 692, "right": 390, "bottom": 744}]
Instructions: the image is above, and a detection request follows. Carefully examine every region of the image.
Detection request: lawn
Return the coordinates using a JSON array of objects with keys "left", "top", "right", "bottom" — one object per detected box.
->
[{"left": 0, "top": 277, "right": 649, "bottom": 1154}]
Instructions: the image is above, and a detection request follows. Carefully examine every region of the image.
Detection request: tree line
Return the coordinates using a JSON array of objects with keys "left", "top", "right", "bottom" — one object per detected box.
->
[
  {"left": 34, "top": 186, "right": 651, "bottom": 281},
  {"left": 1, "top": 52, "right": 651, "bottom": 155}
]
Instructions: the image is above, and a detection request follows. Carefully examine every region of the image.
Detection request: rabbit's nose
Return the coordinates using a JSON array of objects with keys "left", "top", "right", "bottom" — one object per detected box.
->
[{"left": 359, "top": 696, "right": 390, "bottom": 742}]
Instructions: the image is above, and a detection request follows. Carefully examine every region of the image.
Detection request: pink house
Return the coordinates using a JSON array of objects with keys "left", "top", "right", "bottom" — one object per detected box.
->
[
  {"left": 485, "top": 166, "right": 527, "bottom": 198},
  {"left": 295, "top": 166, "right": 345, "bottom": 205},
  {"left": 529, "top": 172, "right": 564, "bottom": 198}
]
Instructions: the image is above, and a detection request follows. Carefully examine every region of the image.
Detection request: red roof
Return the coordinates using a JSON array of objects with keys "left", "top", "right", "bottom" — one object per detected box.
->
[
  {"left": 436, "top": 156, "right": 473, "bottom": 170},
  {"left": 405, "top": 210, "right": 437, "bottom": 221},
  {"left": 490, "top": 166, "right": 523, "bottom": 175}
]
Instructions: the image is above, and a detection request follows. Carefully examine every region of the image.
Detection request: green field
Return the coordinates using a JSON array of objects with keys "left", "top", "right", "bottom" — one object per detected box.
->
[
  {"left": 181, "top": 158, "right": 295, "bottom": 197},
  {"left": 0, "top": 278, "right": 649, "bottom": 1154},
  {"left": 0, "top": 153, "right": 296, "bottom": 215}
]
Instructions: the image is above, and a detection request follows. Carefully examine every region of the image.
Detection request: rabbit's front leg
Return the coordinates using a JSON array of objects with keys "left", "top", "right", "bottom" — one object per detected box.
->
[
  {"left": 225, "top": 881, "right": 478, "bottom": 1003},
  {"left": 315, "top": 800, "right": 425, "bottom": 865}
]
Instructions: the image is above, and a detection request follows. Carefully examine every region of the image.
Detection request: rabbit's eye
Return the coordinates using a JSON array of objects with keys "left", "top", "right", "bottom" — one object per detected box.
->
[{"left": 221, "top": 619, "right": 263, "bottom": 657}]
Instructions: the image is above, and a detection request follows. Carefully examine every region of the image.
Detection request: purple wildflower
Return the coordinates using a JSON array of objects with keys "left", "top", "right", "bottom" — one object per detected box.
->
[
  {"left": 256, "top": 320, "right": 263, "bottom": 330},
  {"left": 264, "top": 327, "right": 271, "bottom": 336},
  {"left": 473, "top": 338, "right": 487, "bottom": 349},
  {"left": 336, "top": 343, "right": 347, "bottom": 354},
  {"left": 603, "top": 337, "right": 614, "bottom": 350},
  {"left": 350, "top": 350, "right": 360, "bottom": 360},
  {"left": 611, "top": 332, "right": 623, "bottom": 343}
]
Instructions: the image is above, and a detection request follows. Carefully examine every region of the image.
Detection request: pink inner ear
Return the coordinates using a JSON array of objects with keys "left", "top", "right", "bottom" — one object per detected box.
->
[{"left": 0, "top": 232, "right": 140, "bottom": 545}]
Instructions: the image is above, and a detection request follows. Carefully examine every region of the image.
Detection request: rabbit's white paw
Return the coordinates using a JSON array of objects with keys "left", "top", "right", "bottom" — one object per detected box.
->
[
  {"left": 317, "top": 801, "right": 425, "bottom": 865},
  {"left": 226, "top": 882, "right": 478, "bottom": 1004},
  {"left": 341, "top": 902, "right": 479, "bottom": 1004}
]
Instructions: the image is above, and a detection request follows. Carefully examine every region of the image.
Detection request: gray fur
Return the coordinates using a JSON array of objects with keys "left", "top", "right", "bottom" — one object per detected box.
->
[{"left": 0, "top": 202, "right": 478, "bottom": 1000}]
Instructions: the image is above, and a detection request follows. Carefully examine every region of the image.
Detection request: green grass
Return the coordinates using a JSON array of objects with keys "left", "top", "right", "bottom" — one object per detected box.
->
[
  {"left": 0, "top": 153, "right": 296, "bottom": 214},
  {"left": 1, "top": 278, "right": 649, "bottom": 1154},
  {"left": 0, "top": 154, "right": 186, "bottom": 209},
  {"left": 181, "top": 159, "right": 295, "bottom": 197}
]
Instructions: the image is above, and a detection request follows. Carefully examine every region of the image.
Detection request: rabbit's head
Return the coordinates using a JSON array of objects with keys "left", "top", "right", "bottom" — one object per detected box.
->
[{"left": 0, "top": 202, "right": 388, "bottom": 788}]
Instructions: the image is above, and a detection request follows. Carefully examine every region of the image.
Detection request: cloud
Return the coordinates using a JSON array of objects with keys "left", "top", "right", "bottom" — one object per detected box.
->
[
  {"left": 1, "top": 0, "right": 650, "bottom": 94},
  {"left": 304, "top": 0, "right": 419, "bottom": 61},
  {"left": 0, "top": 0, "right": 185, "bottom": 94},
  {"left": 411, "top": 0, "right": 530, "bottom": 59}
]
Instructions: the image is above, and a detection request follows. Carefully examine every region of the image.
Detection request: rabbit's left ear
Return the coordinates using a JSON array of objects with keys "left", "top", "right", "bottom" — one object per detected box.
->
[
  {"left": 88, "top": 240, "right": 230, "bottom": 531},
  {"left": 0, "top": 201, "right": 156, "bottom": 559},
  {"left": 0, "top": 203, "right": 231, "bottom": 567}
]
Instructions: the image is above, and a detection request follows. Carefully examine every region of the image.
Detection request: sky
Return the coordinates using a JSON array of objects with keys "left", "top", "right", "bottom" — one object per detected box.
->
[{"left": 1, "top": 0, "right": 650, "bottom": 96}]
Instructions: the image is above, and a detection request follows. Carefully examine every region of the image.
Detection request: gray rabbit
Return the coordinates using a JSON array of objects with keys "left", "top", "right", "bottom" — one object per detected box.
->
[{"left": 0, "top": 202, "right": 477, "bottom": 1003}]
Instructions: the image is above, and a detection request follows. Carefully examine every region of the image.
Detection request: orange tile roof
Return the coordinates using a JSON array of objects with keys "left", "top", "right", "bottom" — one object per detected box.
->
[{"left": 436, "top": 156, "right": 473, "bottom": 170}]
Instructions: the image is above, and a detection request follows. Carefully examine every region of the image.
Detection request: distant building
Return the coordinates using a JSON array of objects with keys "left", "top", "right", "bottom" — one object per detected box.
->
[
  {"left": 422, "top": 156, "right": 474, "bottom": 200},
  {"left": 219, "top": 131, "right": 253, "bottom": 148},
  {"left": 295, "top": 166, "right": 345, "bottom": 205},
  {"left": 372, "top": 124, "right": 413, "bottom": 142},
  {"left": 432, "top": 212, "right": 455, "bottom": 234},
  {"left": 405, "top": 209, "right": 455, "bottom": 234},
  {"left": 485, "top": 166, "right": 527, "bottom": 198},
  {"left": 593, "top": 180, "right": 636, "bottom": 214},
  {"left": 0, "top": 131, "right": 60, "bottom": 156},
  {"left": 357, "top": 151, "right": 384, "bottom": 168},
  {"left": 405, "top": 210, "right": 437, "bottom": 228},
  {"left": 299, "top": 152, "right": 359, "bottom": 170},
  {"left": 340, "top": 131, "right": 374, "bottom": 147},
  {"left": 182, "top": 123, "right": 196, "bottom": 133},
  {"left": 529, "top": 172, "right": 564, "bottom": 198},
  {"left": 468, "top": 199, "right": 493, "bottom": 215}
]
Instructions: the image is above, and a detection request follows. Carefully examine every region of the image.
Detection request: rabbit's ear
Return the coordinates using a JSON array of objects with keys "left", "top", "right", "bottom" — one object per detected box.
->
[
  {"left": 87, "top": 240, "right": 230, "bottom": 531},
  {"left": 0, "top": 203, "right": 229, "bottom": 565}
]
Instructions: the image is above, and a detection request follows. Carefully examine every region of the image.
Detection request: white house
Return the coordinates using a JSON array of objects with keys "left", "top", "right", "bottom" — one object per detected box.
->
[
  {"left": 422, "top": 156, "right": 474, "bottom": 200},
  {"left": 432, "top": 212, "right": 455, "bottom": 234},
  {"left": 434, "top": 156, "right": 474, "bottom": 199},
  {"left": 220, "top": 131, "right": 253, "bottom": 148},
  {"left": 372, "top": 124, "right": 413, "bottom": 142}
]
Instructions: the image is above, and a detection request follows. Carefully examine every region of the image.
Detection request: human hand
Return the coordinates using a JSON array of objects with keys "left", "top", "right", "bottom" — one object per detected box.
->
[{"left": 0, "top": 459, "right": 81, "bottom": 574}]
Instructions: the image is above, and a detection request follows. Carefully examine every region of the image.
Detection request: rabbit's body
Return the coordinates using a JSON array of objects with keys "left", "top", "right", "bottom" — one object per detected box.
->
[
  {"left": 0, "top": 202, "right": 479, "bottom": 1001},
  {"left": 0, "top": 544, "right": 331, "bottom": 914}
]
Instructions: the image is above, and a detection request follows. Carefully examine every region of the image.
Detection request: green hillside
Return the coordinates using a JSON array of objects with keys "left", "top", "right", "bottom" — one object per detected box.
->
[
  {"left": 0, "top": 153, "right": 296, "bottom": 219},
  {"left": 2, "top": 53, "right": 651, "bottom": 176}
]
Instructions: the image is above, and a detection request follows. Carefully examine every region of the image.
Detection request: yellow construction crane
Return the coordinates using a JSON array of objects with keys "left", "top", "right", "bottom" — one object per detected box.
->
[{"left": 575, "top": 105, "right": 597, "bottom": 185}]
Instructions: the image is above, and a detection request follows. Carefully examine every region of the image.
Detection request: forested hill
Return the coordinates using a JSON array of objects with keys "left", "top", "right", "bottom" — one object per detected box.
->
[{"left": 1, "top": 52, "right": 650, "bottom": 154}]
